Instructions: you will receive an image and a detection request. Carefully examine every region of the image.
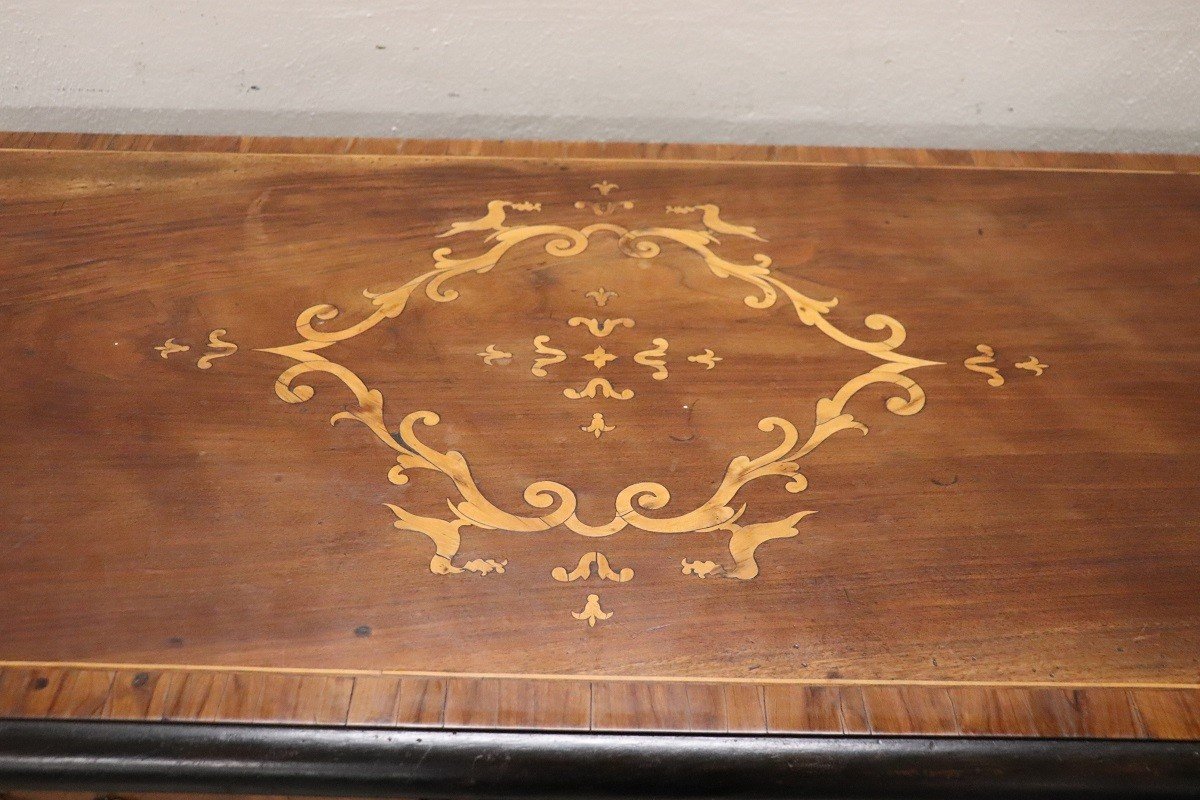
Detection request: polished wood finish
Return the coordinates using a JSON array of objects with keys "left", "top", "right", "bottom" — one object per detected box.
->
[
  {"left": 7, "top": 722, "right": 1200, "bottom": 800},
  {"left": 0, "top": 133, "right": 1198, "bottom": 742},
  {"left": 4, "top": 130, "right": 1200, "bottom": 172},
  {"left": 2, "top": 663, "right": 1197, "bottom": 738}
]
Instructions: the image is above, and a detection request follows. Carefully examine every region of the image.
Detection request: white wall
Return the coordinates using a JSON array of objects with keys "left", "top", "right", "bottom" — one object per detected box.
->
[{"left": 2, "top": 1, "right": 1199, "bottom": 153}]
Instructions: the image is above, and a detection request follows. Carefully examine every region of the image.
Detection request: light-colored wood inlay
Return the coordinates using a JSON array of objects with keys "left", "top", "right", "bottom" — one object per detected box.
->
[
  {"left": 575, "top": 181, "right": 634, "bottom": 215},
  {"left": 585, "top": 287, "right": 617, "bottom": 307},
  {"left": 681, "top": 559, "right": 722, "bottom": 578},
  {"left": 568, "top": 316, "right": 635, "bottom": 338},
  {"left": 581, "top": 346, "right": 617, "bottom": 370},
  {"left": 154, "top": 338, "right": 189, "bottom": 359},
  {"left": 687, "top": 511, "right": 817, "bottom": 580},
  {"left": 437, "top": 200, "right": 541, "bottom": 238},
  {"left": 5, "top": 136, "right": 1199, "bottom": 712},
  {"left": 665, "top": 204, "right": 766, "bottom": 242},
  {"left": 581, "top": 413, "right": 615, "bottom": 439},
  {"left": 196, "top": 329, "right": 237, "bottom": 370},
  {"left": 1015, "top": 355, "right": 1048, "bottom": 376},
  {"left": 572, "top": 594, "right": 613, "bottom": 627},
  {"left": 552, "top": 552, "right": 633, "bottom": 583},
  {"left": 575, "top": 199, "right": 635, "bottom": 216},
  {"left": 198, "top": 194, "right": 940, "bottom": 601},
  {"left": 4, "top": 658, "right": 1200, "bottom": 691},
  {"left": 964, "top": 344, "right": 1004, "bottom": 387},
  {"left": 476, "top": 344, "right": 512, "bottom": 366},
  {"left": 463, "top": 558, "right": 507, "bottom": 575},
  {"left": 633, "top": 338, "right": 669, "bottom": 380},
  {"left": 530, "top": 335, "right": 567, "bottom": 377},
  {"left": 687, "top": 348, "right": 722, "bottom": 370},
  {"left": 563, "top": 378, "right": 634, "bottom": 400}
]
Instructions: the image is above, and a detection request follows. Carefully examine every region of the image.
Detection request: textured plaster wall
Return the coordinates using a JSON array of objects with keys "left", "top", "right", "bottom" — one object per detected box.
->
[{"left": 2, "top": 1, "right": 1199, "bottom": 152}]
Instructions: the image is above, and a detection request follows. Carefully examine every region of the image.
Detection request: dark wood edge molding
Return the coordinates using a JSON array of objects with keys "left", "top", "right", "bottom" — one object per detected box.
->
[{"left": 0, "top": 720, "right": 1198, "bottom": 799}]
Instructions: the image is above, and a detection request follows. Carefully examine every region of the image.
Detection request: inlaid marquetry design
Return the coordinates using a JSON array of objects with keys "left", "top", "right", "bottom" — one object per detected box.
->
[
  {"left": 196, "top": 329, "right": 237, "bottom": 370},
  {"left": 157, "top": 186, "right": 945, "bottom": 621},
  {"left": 576, "top": 199, "right": 635, "bottom": 216},
  {"left": 585, "top": 287, "right": 617, "bottom": 307},
  {"left": 1015, "top": 355, "right": 1048, "bottom": 376},
  {"left": 687, "top": 349, "right": 722, "bottom": 370},
  {"left": 463, "top": 558, "right": 507, "bottom": 575},
  {"left": 666, "top": 204, "right": 765, "bottom": 241},
  {"left": 581, "top": 346, "right": 617, "bottom": 370},
  {"left": 681, "top": 558, "right": 722, "bottom": 578},
  {"left": 477, "top": 345, "right": 512, "bottom": 366},
  {"left": 963, "top": 345, "right": 1051, "bottom": 387},
  {"left": 572, "top": 594, "right": 613, "bottom": 626},
  {"left": 531, "top": 335, "right": 567, "bottom": 377},
  {"left": 154, "top": 338, "right": 189, "bottom": 359},
  {"left": 563, "top": 377, "right": 634, "bottom": 400},
  {"left": 580, "top": 413, "right": 615, "bottom": 439},
  {"left": 575, "top": 181, "right": 633, "bottom": 216},
  {"left": 633, "top": 338, "right": 669, "bottom": 380},
  {"left": 552, "top": 552, "right": 633, "bottom": 583},
  {"left": 964, "top": 344, "right": 1004, "bottom": 387},
  {"left": 437, "top": 200, "right": 541, "bottom": 238},
  {"left": 568, "top": 317, "right": 635, "bottom": 338}
]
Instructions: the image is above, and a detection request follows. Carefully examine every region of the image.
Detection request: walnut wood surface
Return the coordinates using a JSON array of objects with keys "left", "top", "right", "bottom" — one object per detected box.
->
[
  {"left": 0, "top": 665, "right": 1199, "bottom": 740},
  {"left": 0, "top": 133, "right": 1197, "bottom": 740}
]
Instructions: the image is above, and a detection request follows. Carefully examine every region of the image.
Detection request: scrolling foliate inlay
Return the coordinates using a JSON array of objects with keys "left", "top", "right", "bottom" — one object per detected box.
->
[
  {"left": 158, "top": 181, "right": 1060, "bottom": 624},
  {"left": 248, "top": 194, "right": 941, "bottom": 588}
]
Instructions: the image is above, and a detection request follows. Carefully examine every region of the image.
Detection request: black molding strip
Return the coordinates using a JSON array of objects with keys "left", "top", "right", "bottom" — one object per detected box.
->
[{"left": 0, "top": 719, "right": 1198, "bottom": 799}]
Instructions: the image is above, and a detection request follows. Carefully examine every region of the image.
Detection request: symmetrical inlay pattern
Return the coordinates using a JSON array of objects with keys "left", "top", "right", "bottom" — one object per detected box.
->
[{"left": 154, "top": 180, "right": 1050, "bottom": 624}]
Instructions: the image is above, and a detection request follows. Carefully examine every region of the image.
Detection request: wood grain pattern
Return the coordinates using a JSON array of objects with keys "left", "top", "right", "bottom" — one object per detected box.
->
[
  {"left": 103, "top": 669, "right": 173, "bottom": 719},
  {"left": 0, "top": 664, "right": 1199, "bottom": 738},
  {"left": 4, "top": 131, "right": 1199, "bottom": 173},
  {"left": 496, "top": 679, "right": 591, "bottom": 730},
  {"left": 764, "top": 685, "right": 844, "bottom": 734},
  {"left": 0, "top": 133, "right": 1198, "bottom": 742},
  {"left": 393, "top": 678, "right": 448, "bottom": 727},
  {"left": 723, "top": 683, "right": 768, "bottom": 733},
  {"left": 860, "top": 685, "right": 958, "bottom": 735}
]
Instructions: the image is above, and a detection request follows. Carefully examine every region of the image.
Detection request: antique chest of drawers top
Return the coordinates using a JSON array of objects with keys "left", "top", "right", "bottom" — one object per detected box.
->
[{"left": 0, "top": 133, "right": 1198, "bottom": 755}]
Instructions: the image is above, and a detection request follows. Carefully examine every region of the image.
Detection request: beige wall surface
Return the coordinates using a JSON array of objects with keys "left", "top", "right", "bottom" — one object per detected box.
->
[{"left": 1, "top": 1, "right": 1198, "bottom": 152}]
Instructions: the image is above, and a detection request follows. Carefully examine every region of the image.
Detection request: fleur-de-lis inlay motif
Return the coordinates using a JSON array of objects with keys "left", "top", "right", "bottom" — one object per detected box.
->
[
  {"left": 572, "top": 593, "right": 613, "bottom": 627},
  {"left": 477, "top": 344, "right": 512, "bottom": 366},
  {"left": 154, "top": 338, "right": 189, "bottom": 359},
  {"left": 576, "top": 182, "right": 632, "bottom": 215},
  {"left": 580, "top": 412, "right": 615, "bottom": 439},
  {"left": 1015, "top": 356, "right": 1048, "bottom": 376},
  {"left": 582, "top": 346, "right": 617, "bottom": 370},
  {"left": 585, "top": 287, "right": 617, "bottom": 307},
  {"left": 687, "top": 349, "right": 722, "bottom": 370}
]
